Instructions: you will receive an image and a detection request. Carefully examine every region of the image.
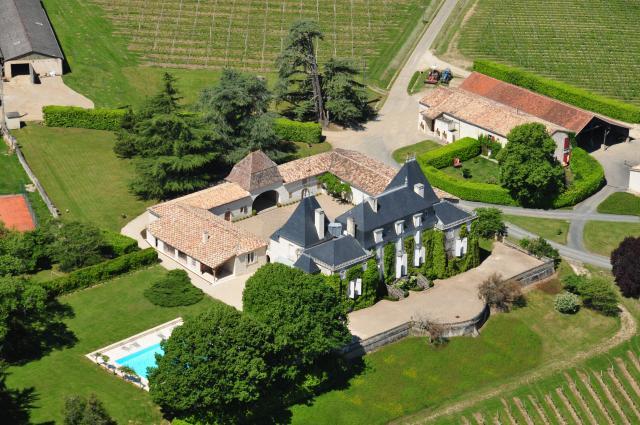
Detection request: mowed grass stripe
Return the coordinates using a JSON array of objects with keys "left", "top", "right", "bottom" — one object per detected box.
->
[{"left": 15, "top": 126, "right": 151, "bottom": 231}]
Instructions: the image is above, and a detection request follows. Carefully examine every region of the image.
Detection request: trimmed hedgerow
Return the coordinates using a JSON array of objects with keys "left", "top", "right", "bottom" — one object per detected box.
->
[
  {"left": 40, "top": 248, "right": 158, "bottom": 297},
  {"left": 473, "top": 60, "right": 640, "bottom": 123},
  {"left": 420, "top": 137, "right": 481, "bottom": 169},
  {"left": 101, "top": 230, "right": 139, "bottom": 257},
  {"left": 273, "top": 118, "right": 322, "bottom": 144},
  {"left": 421, "top": 165, "right": 517, "bottom": 205},
  {"left": 552, "top": 147, "right": 604, "bottom": 208},
  {"left": 42, "top": 106, "right": 126, "bottom": 131}
]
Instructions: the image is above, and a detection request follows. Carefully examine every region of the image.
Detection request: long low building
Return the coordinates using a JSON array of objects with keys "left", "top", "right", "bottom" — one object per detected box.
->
[
  {"left": 418, "top": 72, "right": 631, "bottom": 165},
  {"left": 146, "top": 148, "right": 462, "bottom": 284}
]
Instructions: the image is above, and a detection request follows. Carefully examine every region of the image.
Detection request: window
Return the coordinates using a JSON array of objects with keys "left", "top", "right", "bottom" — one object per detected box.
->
[
  {"left": 373, "top": 228, "right": 384, "bottom": 244},
  {"left": 240, "top": 206, "right": 247, "bottom": 214},
  {"left": 246, "top": 252, "right": 255, "bottom": 264},
  {"left": 178, "top": 251, "right": 187, "bottom": 261},
  {"left": 394, "top": 220, "right": 404, "bottom": 235},
  {"left": 413, "top": 213, "right": 422, "bottom": 227}
]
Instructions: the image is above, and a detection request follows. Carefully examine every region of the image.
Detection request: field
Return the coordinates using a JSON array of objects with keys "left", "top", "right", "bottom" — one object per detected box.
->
[
  {"left": 441, "top": 156, "right": 500, "bottom": 184},
  {"left": 290, "top": 287, "right": 618, "bottom": 424},
  {"left": 88, "top": 0, "right": 434, "bottom": 91},
  {"left": 583, "top": 221, "right": 640, "bottom": 257},
  {"left": 504, "top": 215, "right": 570, "bottom": 245},
  {"left": 14, "top": 125, "right": 152, "bottom": 231},
  {"left": 598, "top": 192, "right": 640, "bottom": 217},
  {"left": 5, "top": 266, "right": 221, "bottom": 424},
  {"left": 393, "top": 140, "right": 442, "bottom": 163},
  {"left": 450, "top": 0, "right": 640, "bottom": 106}
]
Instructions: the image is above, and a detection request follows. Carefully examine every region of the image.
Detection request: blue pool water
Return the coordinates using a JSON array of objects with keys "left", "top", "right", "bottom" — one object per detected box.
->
[{"left": 115, "top": 343, "right": 164, "bottom": 379}]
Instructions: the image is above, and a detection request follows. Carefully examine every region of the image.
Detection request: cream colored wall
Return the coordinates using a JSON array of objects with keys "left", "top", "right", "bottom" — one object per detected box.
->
[
  {"left": 629, "top": 169, "right": 640, "bottom": 194},
  {"left": 4, "top": 58, "right": 62, "bottom": 79}
]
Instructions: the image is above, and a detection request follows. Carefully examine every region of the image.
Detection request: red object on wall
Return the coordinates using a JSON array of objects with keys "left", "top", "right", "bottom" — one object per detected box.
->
[{"left": 563, "top": 137, "right": 570, "bottom": 149}]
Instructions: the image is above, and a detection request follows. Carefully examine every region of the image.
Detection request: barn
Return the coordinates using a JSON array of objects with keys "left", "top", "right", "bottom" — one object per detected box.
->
[
  {"left": 459, "top": 73, "right": 631, "bottom": 151},
  {"left": 0, "top": 0, "right": 63, "bottom": 80}
]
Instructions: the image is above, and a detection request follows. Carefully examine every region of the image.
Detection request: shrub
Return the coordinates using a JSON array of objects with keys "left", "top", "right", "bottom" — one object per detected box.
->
[
  {"left": 552, "top": 147, "right": 604, "bottom": 208},
  {"left": 143, "top": 270, "right": 203, "bottom": 307},
  {"left": 383, "top": 243, "right": 395, "bottom": 283},
  {"left": 519, "top": 237, "right": 560, "bottom": 266},
  {"left": 40, "top": 248, "right": 158, "bottom": 297},
  {"left": 422, "top": 165, "right": 517, "bottom": 205},
  {"left": 273, "top": 118, "right": 322, "bottom": 144},
  {"left": 461, "top": 168, "right": 471, "bottom": 179},
  {"left": 554, "top": 292, "right": 581, "bottom": 314},
  {"left": 419, "top": 137, "right": 481, "bottom": 169},
  {"left": 431, "top": 230, "right": 447, "bottom": 278},
  {"left": 478, "top": 134, "right": 502, "bottom": 158},
  {"left": 473, "top": 60, "right": 640, "bottom": 123},
  {"left": 562, "top": 275, "right": 619, "bottom": 316},
  {"left": 42, "top": 106, "right": 126, "bottom": 131},
  {"left": 100, "top": 230, "right": 139, "bottom": 257},
  {"left": 478, "top": 273, "right": 523, "bottom": 312},
  {"left": 318, "top": 173, "right": 351, "bottom": 200}
]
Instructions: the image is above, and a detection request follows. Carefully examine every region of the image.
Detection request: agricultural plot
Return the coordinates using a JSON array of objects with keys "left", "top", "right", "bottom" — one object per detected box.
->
[
  {"left": 455, "top": 0, "right": 640, "bottom": 106},
  {"left": 89, "top": 0, "right": 432, "bottom": 89},
  {"left": 443, "top": 349, "right": 640, "bottom": 425}
]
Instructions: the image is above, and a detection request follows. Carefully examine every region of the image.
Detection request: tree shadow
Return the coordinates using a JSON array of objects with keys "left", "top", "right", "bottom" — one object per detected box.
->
[
  {"left": 4, "top": 300, "right": 77, "bottom": 366},
  {"left": 1, "top": 372, "right": 39, "bottom": 425}
]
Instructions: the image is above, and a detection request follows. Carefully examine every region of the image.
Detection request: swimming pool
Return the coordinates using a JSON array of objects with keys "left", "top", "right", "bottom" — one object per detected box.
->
[{"left": 115, "top": 343, "right": 164, "bottom": 379}]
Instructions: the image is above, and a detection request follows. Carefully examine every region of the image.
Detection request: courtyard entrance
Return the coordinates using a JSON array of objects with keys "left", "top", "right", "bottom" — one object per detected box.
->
[{"left": 252, "top": 190, "right": 278, "bottom": 213}]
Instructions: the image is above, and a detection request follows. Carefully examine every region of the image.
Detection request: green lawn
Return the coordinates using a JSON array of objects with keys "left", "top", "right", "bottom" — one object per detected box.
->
[
  {"left": 597, "top": 192, "right": 640, "bottom": 217},
  {"left": 393, "top": 140, "right": 442, "bottom": 163},
  {"left": 14, "top": 125, "right": 151, "bottom": 231},
  {"left": 0, "top": 144, "right": 50, "bottom": 224},
  {"left": 6, "top": 266, "right": 220, "bottom": 425},
  {"left": 291, "top": 141, "right": 333, "bottom": 160},
  {"left": 290, "top": 287, "right": 618, "bottom": 424},
  {"left": 583, "top": 221, "right": 640, "bottom": 256},
  {"left": 454, "top": 0, "right": 640, "bottom": 106},
  {"left": 441, "top": 156, "right": 500, "bottom": 184},
  {"left": 504, "top": 215, "right": 570, "bottom": 244}
]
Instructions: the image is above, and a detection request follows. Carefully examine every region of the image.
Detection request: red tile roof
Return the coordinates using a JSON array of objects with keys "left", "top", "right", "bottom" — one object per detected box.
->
[
  {"left": 459, "top": 72, "right": 618, "bottom": 133},
  {"left": 226, "top": 150, "right": 283, "bottom": 192},
  {"left": 0, "top": 194, "right": 36, "bottom": 232}
]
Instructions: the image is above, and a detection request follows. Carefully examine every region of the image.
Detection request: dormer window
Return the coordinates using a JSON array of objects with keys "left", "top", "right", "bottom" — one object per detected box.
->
[
  {"left": 394, "top": 220, "right": 404, "bottom": 235},
  {"left": 413, "top": 213, "right": 422, "bottom": 227},
  {"left": 373, "top": 228, "right": 383, "bottom": 244}
]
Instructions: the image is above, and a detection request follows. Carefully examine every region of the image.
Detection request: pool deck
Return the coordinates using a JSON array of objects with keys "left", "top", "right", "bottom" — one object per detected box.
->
[{"left": 86, "top": 318, "right": 183, "bottom": 390}]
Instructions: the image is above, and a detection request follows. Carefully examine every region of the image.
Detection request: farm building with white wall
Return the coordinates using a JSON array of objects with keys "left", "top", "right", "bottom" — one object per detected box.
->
[{"left": 0, "top": 0, "right": 64, "bottom": 80}]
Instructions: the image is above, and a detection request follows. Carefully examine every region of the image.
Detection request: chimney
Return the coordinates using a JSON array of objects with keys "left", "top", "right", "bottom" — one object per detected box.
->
[
  {"left": 414, "top": 183, "right": 424, "bottom": 198},
  {"left": 347, "top": 216, "right": 356, "bottom": 237},
  {"left": 314, "top": 208, "right": 325, "bottom": 239},
  {"left": 328, "top": 222, "right": 342, "bottom": 238},
  {"left": 366, "top": 197, "right": 378, "bottom": 212},
  {"left": 202, "top": 231, "right": 209, "bottom": 243}
]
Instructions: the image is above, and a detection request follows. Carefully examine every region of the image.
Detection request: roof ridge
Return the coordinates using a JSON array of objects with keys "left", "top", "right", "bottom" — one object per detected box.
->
[{"left": 331, "top": 149, "right": 390, "bottom": 178}]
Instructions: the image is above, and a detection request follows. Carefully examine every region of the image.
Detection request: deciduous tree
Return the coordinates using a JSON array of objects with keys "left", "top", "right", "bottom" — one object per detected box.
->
[
  {"left": 478, "top": 273, "right": 523, "bottom": 312},
  {"left": 611, "top": 236, "right": 640, "bottom": 298},
  {"left": 49, "top": 221, "right": 104, "bottom": 272},
  {"left": 148, "top": 304, "right": 285, "bottom": 423},
  {"left": 473, "top": 207, "right": 506, "bottom": 239},
  {"left": 498, "top": 123, "right": 565, "bottom": 207},
  {"left": 63, "top": 394, "right": 116, "bottom": 425}
]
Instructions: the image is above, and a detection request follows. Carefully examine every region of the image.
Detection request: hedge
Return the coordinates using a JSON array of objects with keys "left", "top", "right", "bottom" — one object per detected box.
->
[
  {"left": 552, "top": 147, "right": 604, "bottom": 208},
  {"left": 42, "top": 106, "right": 126, "bottom": 131},
  {"left": 40, "top": 248, "right": 158, "bottom": 297},
  {"left": 101, "top": 230, "right": 139, "bottom": 257},
  {"left": 473, "top": 60, "right": 640, "bottom": 123},
  {"left": 273, "top": 118, "right": 322, "bottom": 144},
  {"left": 422, "top": 165, "right": 517, "bottom": 205},
  {"left": 420, "top": 137, "right": 481, "bottom": 169}
]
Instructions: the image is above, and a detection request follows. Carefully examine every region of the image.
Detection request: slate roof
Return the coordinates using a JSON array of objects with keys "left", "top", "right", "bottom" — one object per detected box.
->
[
  {"left": 301, "top": 235, "right": 371, "bottom": 272},
  {"left": 335, "top": 159, "right": 442, "bottom": 249},
  {"left": 459, "top": 72, "right": 630, "bottom": 133},
  {"left": 420, "top": 87, "right": 566, "bottom": 137},
  {"left": 148, "top": 203, "right": 266, "bottom": 269},
  {"left": 293, "top": 254, "right": 321, "bottom": 274},
  {"left": 226, "top": 150, "right": 283, "bottom": 192},
  {"left": 434, "top": 200, "right": 473, "bottom": 229},
  {"left": 0, "top": 0, "right": 63, "bottom": 61},
  {"left": 277, "top": 149, "right": 397, "bottom": 196},
  {"left": 270, "top": 196, "right": 331, "bottom": 248},
  {"left": 150, "top": 182, "right": 251, "bottom": 215}
]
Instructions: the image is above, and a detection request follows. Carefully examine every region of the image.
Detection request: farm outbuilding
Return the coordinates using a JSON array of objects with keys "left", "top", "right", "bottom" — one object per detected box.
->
[
  {"left": 459, "top": 73, "right": 631, "bottom": 151},
  {"left": 0, "top": 0, "right": 64, "bottom": 80}
]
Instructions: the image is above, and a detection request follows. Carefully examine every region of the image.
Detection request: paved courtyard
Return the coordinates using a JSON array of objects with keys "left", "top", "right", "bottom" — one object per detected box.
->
[
  {"left": 3, "top": 75, "right": 93, "bottom": 121},
  {"left": 347, "top": 242, "right": 543, "bottom": 340}
]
